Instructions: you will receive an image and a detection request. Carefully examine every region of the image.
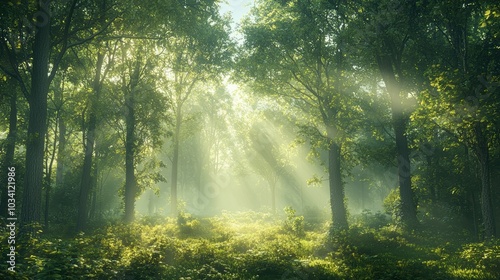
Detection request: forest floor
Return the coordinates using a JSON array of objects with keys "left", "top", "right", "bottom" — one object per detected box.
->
[{"left": 1, "top": 210, "right": 499, "bottom": 279}]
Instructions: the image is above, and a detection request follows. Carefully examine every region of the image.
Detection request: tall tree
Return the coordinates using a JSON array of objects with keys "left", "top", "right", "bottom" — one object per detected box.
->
[
  {"left": 415, "top": 0, "right": 500, "bottom": 238},
  {"left": 1, "top": 0, "right": 115, "bottom": 229},
  {"left": 158, "top": 3, "right": 233, "bottom": 216},
  {"left": 352, "top": 0, "right": 426, "bottom": 229},
  {"left": 107, "top": 38, "right": 167, "bottom": 223},
  {"left": 21, "top": 0, "right": 52, "bottom": 228},
  {"left": 239, "top": 0, "right": 363, "bottom": 231},
  {"left": 76, "top": 46, "right": 105, "bottom": 232}
]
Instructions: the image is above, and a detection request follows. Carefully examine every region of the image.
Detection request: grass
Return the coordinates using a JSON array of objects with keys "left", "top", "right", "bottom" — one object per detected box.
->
[{"left": 0, "top": 210, "right": 499, "bottom": 279}]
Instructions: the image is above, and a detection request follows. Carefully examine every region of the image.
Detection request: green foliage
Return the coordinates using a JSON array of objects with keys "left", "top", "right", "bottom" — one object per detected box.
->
[
  {"left": 177, "top": 211, "right": 202, "bottom": 237},
  {"left": 282, "top": 206, "right": 305, "bottom": 237},
  {"left": 1, "top": 211, "right": 498, "bottom": 279},
  {"left": 458, "top": 240, "right": 500, "bottom": 277},
  {"left": 353, "top": 209, "right": 390, "bottom": 229},
  {"left": 383, "top": 188, "right": 402, "bottom": 224}
]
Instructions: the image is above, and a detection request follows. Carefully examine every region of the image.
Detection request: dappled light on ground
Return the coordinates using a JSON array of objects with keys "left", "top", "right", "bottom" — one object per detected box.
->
[{"left": 1, "top": 211, "right": 499, "bottom": 279}]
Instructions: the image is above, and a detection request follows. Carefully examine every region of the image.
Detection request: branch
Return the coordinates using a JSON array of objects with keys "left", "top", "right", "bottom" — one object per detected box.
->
[
  {"left": 283, "top": 81, "right": 316, "bottom": 107},
  {"left": 1, "top": 40, "right": 30, "bottom": 97},
  {"left": 66, "top": 18, "right": 115, "bottom": 49},
  {"left": 48, "top": 0, "right": 78, "bottom": 84},
  {"left": 103, "top": 35, "right": 166, "bottom": 40},
  {"left": 98, "top": 41, "right": 119, "bottom": 88},
  {"left": 290, "top": 70, "right": 321, "bottom": 99}
]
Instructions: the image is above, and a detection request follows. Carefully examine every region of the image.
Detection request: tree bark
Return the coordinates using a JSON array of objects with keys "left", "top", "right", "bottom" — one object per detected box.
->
[
  {"left": 89, "top": 160, "right": 98, "bottom": 220},
  {"left": 328, "top": 138, "right": 348, "bottom": 231},
  {"left": 55, "top": 79, "right": 66, "bottom": 189},
  {"left": 55, "top": 118, "right": 66, "bottom": 187},
  {"left": 77, "top": 51, "right": 104, "bottom": 232},
  {"left": 124, "top": 92, "right": 136, "bottom": 222},
  {"left": 123, "top": 59, "right": 140, "bottom": 223},
  {"left": 474, "top": 123, "right": 496, "bottom": 238},
  {"left": 377, "top": 54, "right": 418, "bottom": 229},
  {"left": 44, "top": 115, "right": 57, "bottom": 228},
  {"left": 21, "top": 1, "right": 51, "bottom": 230}
]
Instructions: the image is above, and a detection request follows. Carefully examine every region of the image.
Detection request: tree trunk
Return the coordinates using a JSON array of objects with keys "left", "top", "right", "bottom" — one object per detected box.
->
[
  {"left": 328, "top": 139, "right": 348, "bottom": 231},
  {"left": 21, "top": 1, "right": 51, "bottom": 230},
  {"left": 55, "top": 118, "right": 66, "bottom": 187},
  {"left": 124, "top": 86, "right": 136, "bottom": 223},
  {"left": 89, "top": 162, "right": 98, "bottom": 220},
  {"left": 123, "top": 59, "right": 140, "bottom": 223},
  {"left": 171, "top": 107, "right": 181, "bottom": 217},
  {"left": 394, "top": 117, "right": 417, "bottom": 228},
  {"left": 474, "top": 123, "right": 496, "bottom": 238},
  {"left": 44, "top": 115, "right": 57, "bottom": 228},
  {"left": 377, "top": 54, "right": 418, "bottom": 229},
  {"left": 0, "top": 91, "right": 17, "bottom": 218},
  {"left": 77, "top": 51, "right": 104, "bottom": 232},
  {"left": 55, "top": 79, "right": 66, "bottom": 189}
]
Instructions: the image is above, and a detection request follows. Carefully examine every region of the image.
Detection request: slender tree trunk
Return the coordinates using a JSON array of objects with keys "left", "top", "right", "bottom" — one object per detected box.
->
[
  {"left": 89, "top": 161, "right": 98, "bottom": 220},
  {"left": 171, "top": 107, "right": 181, "bottom": 217},
  {"left": 394, "top": 117, "right": 417, "bottom": 227},
  {"left": 1, "top": 91, "right": 17, "bottom": 218},
  {"left": 377, "top": 54, "right": 418, "bottom": 229},
  {"left": 55, "top": 79, "right": 66, "bottom": 189},
  {"left": 21, "top": 1, "right": 51, "bottom": 230},
  {"left": 124, "top": 84, "right": 136, "bottom": 223},
  {"left": 328, "top": 139, "right": 348, "bottom": 231},
  {"left": 55, "top": 118, "right": 66, "bottom": 187},
  {"left": 44, "top": 116, "right": 58, "bottom": 228},
  {"left": 474, "top": 123, "right": 496, "bottom": 238},
  {"left": 77, "top": 51, "right": 104, "bottom": 232},
  {"left": 123, "top": 58, "right": 140, "bottom": 223},
  {"left": 464, "top": 146, "right": 479, "bottom": 239}
]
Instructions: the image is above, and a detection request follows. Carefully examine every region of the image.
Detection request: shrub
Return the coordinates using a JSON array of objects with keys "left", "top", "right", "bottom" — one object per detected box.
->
[
  {"left": 282, "top": 207, "right": 305, "bottom": 237},
  {"left": 354, "top": 209, "right": 390, "bottom": 229},
  {"left": 459, "top": 240, "right": 500, "bottom": 277},
  {"left": 177, "top": 212, "right": 202, "bottom": 237},
  {"left": 383, "top": 188, "right": 401, "bottom": 224}
]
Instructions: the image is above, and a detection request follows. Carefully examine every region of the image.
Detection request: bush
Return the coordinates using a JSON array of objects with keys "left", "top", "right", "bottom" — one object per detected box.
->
[
  {"left": 177, "top": 212, "right": 202, "bottom": 237},
  {"left": 459, "top": 240, "right": 500, "bottom": 277},
  {"left": 282, "top": 207, "right": 305, "bottom": 237},
  {"left": 0, "top": 211, "right": 497, "bottom": 279},
  {"left": 383, "top": 188, "right": 401, "bottom": 224},
  {"left": 354, "top": 209, "right": 390, "bottom": 229}
]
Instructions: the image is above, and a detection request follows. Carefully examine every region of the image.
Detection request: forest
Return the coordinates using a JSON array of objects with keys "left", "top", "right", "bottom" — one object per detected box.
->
[{"left": 0, "top": 0, "right": 499, "bottom": 279}]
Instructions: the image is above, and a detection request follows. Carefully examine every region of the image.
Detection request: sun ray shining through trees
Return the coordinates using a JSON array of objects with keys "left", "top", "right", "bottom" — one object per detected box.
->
[{"left": 0, "top": 0, "right": 499, "bottom": 278}]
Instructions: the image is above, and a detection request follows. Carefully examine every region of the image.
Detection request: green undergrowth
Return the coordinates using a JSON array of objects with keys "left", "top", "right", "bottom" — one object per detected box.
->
[{"left": 0, "top": 210, "right": 499, "bottom": 279}]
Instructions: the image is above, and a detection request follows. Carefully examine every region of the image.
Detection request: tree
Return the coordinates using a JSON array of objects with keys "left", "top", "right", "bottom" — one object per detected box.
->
[
  {"left": 158, "top": 3, "right": 233, "bottom": 216},
  {"left": 21, "top": 0, "right": 52, "bottom": 228},
  {"left": 76, "top": 43, "right": 114, "bottom": 232},
  {"left": 239, "top": 0, "right": 364, "bottom": 231},
  {"left": 248, "top": 119, "right": 292, "bottom": 214},
  {"left": 105, "top": 38, "right": 168, "bottom": 223},
  {"left": 0, "top": 0, "right": 115, "bottom": 230},
  {"left": 351, "top": 0, "right": 427, "bottom": 229},
  {"left": 414, "top": 0, "right": 500, "bottom": 238}
]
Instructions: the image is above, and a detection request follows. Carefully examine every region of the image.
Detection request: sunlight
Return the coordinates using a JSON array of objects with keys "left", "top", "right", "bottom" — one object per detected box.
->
[{"left": 2, "top": 0, "right": 498, "bottom": 278}]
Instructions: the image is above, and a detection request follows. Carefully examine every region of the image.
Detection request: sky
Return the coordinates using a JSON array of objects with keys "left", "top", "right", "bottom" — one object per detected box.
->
[{"left": 219, "top": 0, "right": 255, "bottom": 41}]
